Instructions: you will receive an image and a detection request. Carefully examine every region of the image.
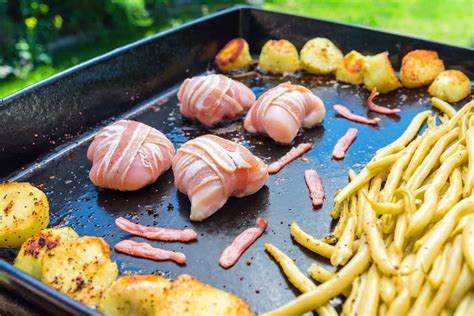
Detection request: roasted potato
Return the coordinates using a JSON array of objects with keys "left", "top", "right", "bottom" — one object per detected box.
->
[
  {"left": 14, "top": 227, "right": 79, "bottom": 279},
  {"left": 155, "top": 274, "right": 252, "bottom": 316},
  {"left": 215, "top": 38, "right": 252, "bottom": 72},
  {"left": 428, "top": 70, "right": 471, "bottom": 102},
  {"left": 258, "top": 39, "right": 300, "bottom": 73},
  {"left": 300, "top": 37, "right": 343, "bottom": 75},
  {"left": 0, "top": 182, "right": 49, "bottom": 248},
  {"left": 41, "top": 236, "right": 118, "bottom": 307},
  {"left": 363, "top": 52, "right": 401, "bottom": 94},
  {"left": 99, "top": 275, "right": 171, "bottom": 316},
  {"left": 335, "top": 50, "right": 366, "bottom": 84},
  {"left": 400, "top": 50, "right": 445, "bottom": 88}
]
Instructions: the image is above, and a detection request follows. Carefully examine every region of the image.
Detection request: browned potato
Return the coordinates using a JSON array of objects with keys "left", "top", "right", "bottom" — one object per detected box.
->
[
  {"left": 400, "top": 50, "right": 445, "bottom": 88},
  {"left": 300, "top": 37, "right": 343, "bottom": 74},
  {"left": 215, "top": 38, "right": 253, "bottom": 72},
  {"left": 41, "top": 236, "right": 118, "bottom": 307},
  {"left": 428, "top": 70, "right": 471, "bottom": 102},
  {"left": 99, "top": 275, "right": 171, "bottom": 316},
  {"left": 363, "top": 52, "right": 401, "bottom": 94},
  {"left": 335, "top": 50, "right": 366, "bottom": 84},
  {"left": 0, "top": 182, "right": 49, "bottom": 248},
  {"left": 14, "top": 227, "right": 79, "bottom": 279},
  {"left": 258, "top": 39, "right": 300, "bottom": 73},
  {"left": 155, "top": 274, "right": 252, "bottom": 316}
]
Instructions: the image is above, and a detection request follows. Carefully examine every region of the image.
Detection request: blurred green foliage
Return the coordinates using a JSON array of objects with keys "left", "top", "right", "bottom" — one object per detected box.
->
[{"left": 0, "top": 0, "right": 472, "bottom": 97}]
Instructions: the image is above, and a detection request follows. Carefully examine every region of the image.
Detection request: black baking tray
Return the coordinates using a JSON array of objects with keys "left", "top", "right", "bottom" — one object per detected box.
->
[{"left": 0, "top": 5, "right": 473, "bottom": 315}]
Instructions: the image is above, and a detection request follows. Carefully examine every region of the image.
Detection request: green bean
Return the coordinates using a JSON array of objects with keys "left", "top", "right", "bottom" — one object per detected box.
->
[
  {"left": 290, "top": 222, "right": 334, "bottom": 258},
  {"left": 406, "top": 127, "right": 459, "bottom": 191},
  {"left": 356, "top": 265, "right": 380, "bottom": 316},
  {"left": 427, "top": 235, "right": 463, "bottom": 316},
  {"left": 447, "top": 263, "right": 472, "bottom": 310},
  {"left": 263, "top": 239, "right": 370, "bottom": 316},
  {"left": 407, "top": 149, "right": 467, "bottom": 236},
  {"left": 375, "top": 110, "right": 431, "bottom": 158},
  {"left": 431, "top": 97, "right": 456, "bottom": 118},
  {"left": 434, "top": 167, "right": 462, "bottom": 220},
  {"left": 463, "top": 127, "right": 474, "bottom": 197}
]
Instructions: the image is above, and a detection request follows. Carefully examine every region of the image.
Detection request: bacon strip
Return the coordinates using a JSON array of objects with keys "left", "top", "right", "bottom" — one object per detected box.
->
[
  {"left": 333, "top": 104, "right": 381, "bottom": 125},
  {"left": 115, "top": 217, "right": 198, "bottom": 242},
  {"left": 115, "top": 240, "right": 186, "bottom": 265},
  {"left": 367, "top": 87, "right": 401, "bottom": 115},
  {"left": 268, "top": 143, "right": 313, "bottom": 174},
  {"left": 304, "top": 169, "right": 325, "bottom": 208},
  {"left": 332, "top": 128, "right": 358, "bottom": 160},
  {"left": 219, "top": 218, "right": 268, "bottom": 269}
]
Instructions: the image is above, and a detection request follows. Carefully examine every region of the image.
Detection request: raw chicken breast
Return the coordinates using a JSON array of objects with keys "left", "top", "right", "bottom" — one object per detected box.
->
[
  {"left": 87, "top": 120, "right": 175, "bottom": 191},
  {"left": 177, "top": 74, "right": 256, "bottom": 126},
  {"left": 244, "top": 82, "right": 325, "bottom": 144},
  {"left": 172, "top": 134, "right": 268, "bottom": 221}
]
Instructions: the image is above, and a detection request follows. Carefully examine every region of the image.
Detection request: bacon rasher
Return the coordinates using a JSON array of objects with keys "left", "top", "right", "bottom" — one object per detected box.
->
[
  {"left": 172, "top": 135, "right": 268, "bottom": 221},
  {"left": 367, "top": 87, "right": 401, "bottom": 115},
  {"left": 177, "top": 74, "right": 255, "bottom": 126},
  {"left": 244, "top": 82, "right": 325, "bottom": 144},
  {"left": 115, "top": 217, "right": 197, "bottom": 242},
  {"left": 332, "top": 128, "right": 358, "bottom": 160},
  {"left": 268, "top": 143, "right": 313, "bottom": 174},
  {"left": 333, "top": 104, "right": 381, "bottom": 125},
  {"left": 304, "top": 169, "right": 325, "bottom": 208},
  {"left": 114, "top": 240, "right": 186, "bottom": 265},
  {"left": 87, "top": 120, "right": 175, "bottom": 191},
  {"left": 219, "top": 218, "right": 268, "bottom": 269}
]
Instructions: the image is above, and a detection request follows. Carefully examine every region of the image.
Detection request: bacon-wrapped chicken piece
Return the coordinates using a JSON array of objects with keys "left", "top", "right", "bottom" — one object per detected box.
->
[
  {"left": 172, "top": 135, "right": 268, "bottom": 221},
  {"left": 87, "top": 120, "right": 175, "bottom": 191},
  {"left": 177, "top": 74, "right": 256, "bottom": 126},
  {"left": 244, "top": 82, "right": 325, "bottom": 144}
]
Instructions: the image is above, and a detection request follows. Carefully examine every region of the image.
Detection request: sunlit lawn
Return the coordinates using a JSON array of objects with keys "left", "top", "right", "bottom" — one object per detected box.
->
[{"left": 1, "top": 0, "right": 473, "bottom": 98}]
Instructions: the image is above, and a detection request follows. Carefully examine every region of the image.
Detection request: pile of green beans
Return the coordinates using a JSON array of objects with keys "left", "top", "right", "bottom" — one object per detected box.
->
[{"left": 264, "top": 99, "right": 474, "bottom": 316}]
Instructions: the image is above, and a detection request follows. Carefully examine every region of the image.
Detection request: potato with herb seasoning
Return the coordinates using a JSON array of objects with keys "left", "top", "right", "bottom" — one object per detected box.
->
[
  {"left": 300, "top": 37, "right": 343, "bottom": 75},
  {"left": 41, "top": 236, "right": 118, "bottom": 307},
  {"left": 335, "top": 50, "right": 366, "bottom": 84},
  {"left": 428, "top": 69, "right": 471, "bottom": 102},
  {"left": 0, "top": 182, "right": 50, "bottom": 248},
  {"left": 258, "top": 39, "right": 300, "bottom": 73},
  {"left": 14, "top": 227, "right": 79, "bottom": 279},
  {"left": 215, "top": 38, "right": 253, "bottom": 72},
  {"left": 400, "top": 50, "right": 445, "bottom": 88},
  {"left": 99, "top": 275, "right": 171, "bottom": 316},
  {"left": 363, "top": 52, "right": 401, "bottom": 94}
]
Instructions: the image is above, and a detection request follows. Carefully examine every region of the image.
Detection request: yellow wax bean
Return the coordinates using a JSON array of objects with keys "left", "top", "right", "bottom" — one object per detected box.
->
[
  {"left": 431, "top": 97, "right": 456, "bottom": 118},
  {"left": 463, "top": 127, "right": 474, "bottom": 197},
  {"left": 447, "top": 263, "right": 472, "bottom": 310},
  {"left": 453, "top": 291, "right": 474, "bottom": 316},
  {"left": 387, "top": 288, "right": 411, "bottom": 316},
  {"left": 462, "top": 217, "right": 474, "bottom": 271},
  {"left": 366, "top": 151, "right": 403, "bottom": 171},
  {"left": 356, "top": 265, "right": 380, "bottom": 316},
  {"left": 342, "top": 274, "right": 365, "bottom": 316},
  {"left": 331, "top": 217, "right": 356, "bottom": 266},
  {"left": 427, "top": 241, "right": 450, "bottom": 289},
  {"left": 290, "top": 222, "right": 334, "bottom": 258},
  {"left": 435, "top": 167, "right": 463, "bottom": 220},
  {"left": 407, "top": 282, "right": 432, "bottom": 316},
  {"left": 380, "top": 275, "right": 396, "bottom": 305},
  {"left": 335, "top": 168, "right": 377, "bottom": 204}
]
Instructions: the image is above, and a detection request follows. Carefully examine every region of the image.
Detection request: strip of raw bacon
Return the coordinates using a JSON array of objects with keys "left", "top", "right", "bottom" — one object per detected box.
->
[
  {"left": 332, "top": 128, "right": 359, "bottom": 160},
  {"left": 367, "top": 87, "right": 401, "bottom": 115},
  {"left": 219, "top": 218, "right": 268, "bottom": 269},
  {"left": 115, "top": 240, "right": 186, "bottom": 265},
  {"left": 304, "top": 169, "right": 325, "bottom": 208},
  {"left": 115, "top": 217, "right": 197, "bottom": 242},
  {"left": 268, "top": 143, "right": 313, "bottom": 174},
  {"left": 333, "top": 104, "right": 381, "bottom": 125}
]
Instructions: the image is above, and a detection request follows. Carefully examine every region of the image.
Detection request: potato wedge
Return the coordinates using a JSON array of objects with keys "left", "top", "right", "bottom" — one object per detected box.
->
[
  {"left": 400, "top": 50, "right": 445, "bottom": 88},
  {"left": 300, "top": 37, "right": 343, "bottom": 75},
  {"left": 14, "top": 227, "right": 79, "bottom": 279},
  {"left": 363, "top": 52, "right": 401, "bottom": 94},
  {"left": 0, "top": 182, "right": 49, "bottom": 248},
  {"left": 258, "top": 39, "right": 300, "bottom": 73},
  {"left": 41, "top": 236, "right": 118, "bottom": 307},
  {"left": 99, "top": 275, "right": 170, "bottom": 316},
  {"left": 335, "top": 50, "right": 366, "bottom": 84},
  {"left": 428, "top": 70, "right": 471, "bottom": 102},
  {"left": 155, "top": 274, "right": 252, "bottom": 316},
  {"left": 215, "top": 38, "right": 252, "bottom": 72}
]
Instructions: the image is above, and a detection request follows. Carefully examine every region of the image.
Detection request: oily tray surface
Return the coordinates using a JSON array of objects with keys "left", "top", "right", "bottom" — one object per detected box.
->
[{"left": 1, "top": 73, "right": 444, "bottom": 312}]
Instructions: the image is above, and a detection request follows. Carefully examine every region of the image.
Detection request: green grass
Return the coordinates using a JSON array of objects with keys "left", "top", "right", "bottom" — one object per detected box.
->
[{"left": 1, "top": 0, "right": 473, "bottom": 98}]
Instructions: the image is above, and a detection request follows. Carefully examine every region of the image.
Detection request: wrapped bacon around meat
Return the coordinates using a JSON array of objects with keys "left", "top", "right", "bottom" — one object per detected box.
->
[
  {"left": 177, "top": 74, "right": 256, "bottom": 126},
  {"left": 87, "top": 120, "right": 175, "bottom": 191},
  {"left": 172, "top": 134, "right": 268, "bottom": 221},
  {"left": 244, "top": 82, "right": 325, "bottom": 144}
]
